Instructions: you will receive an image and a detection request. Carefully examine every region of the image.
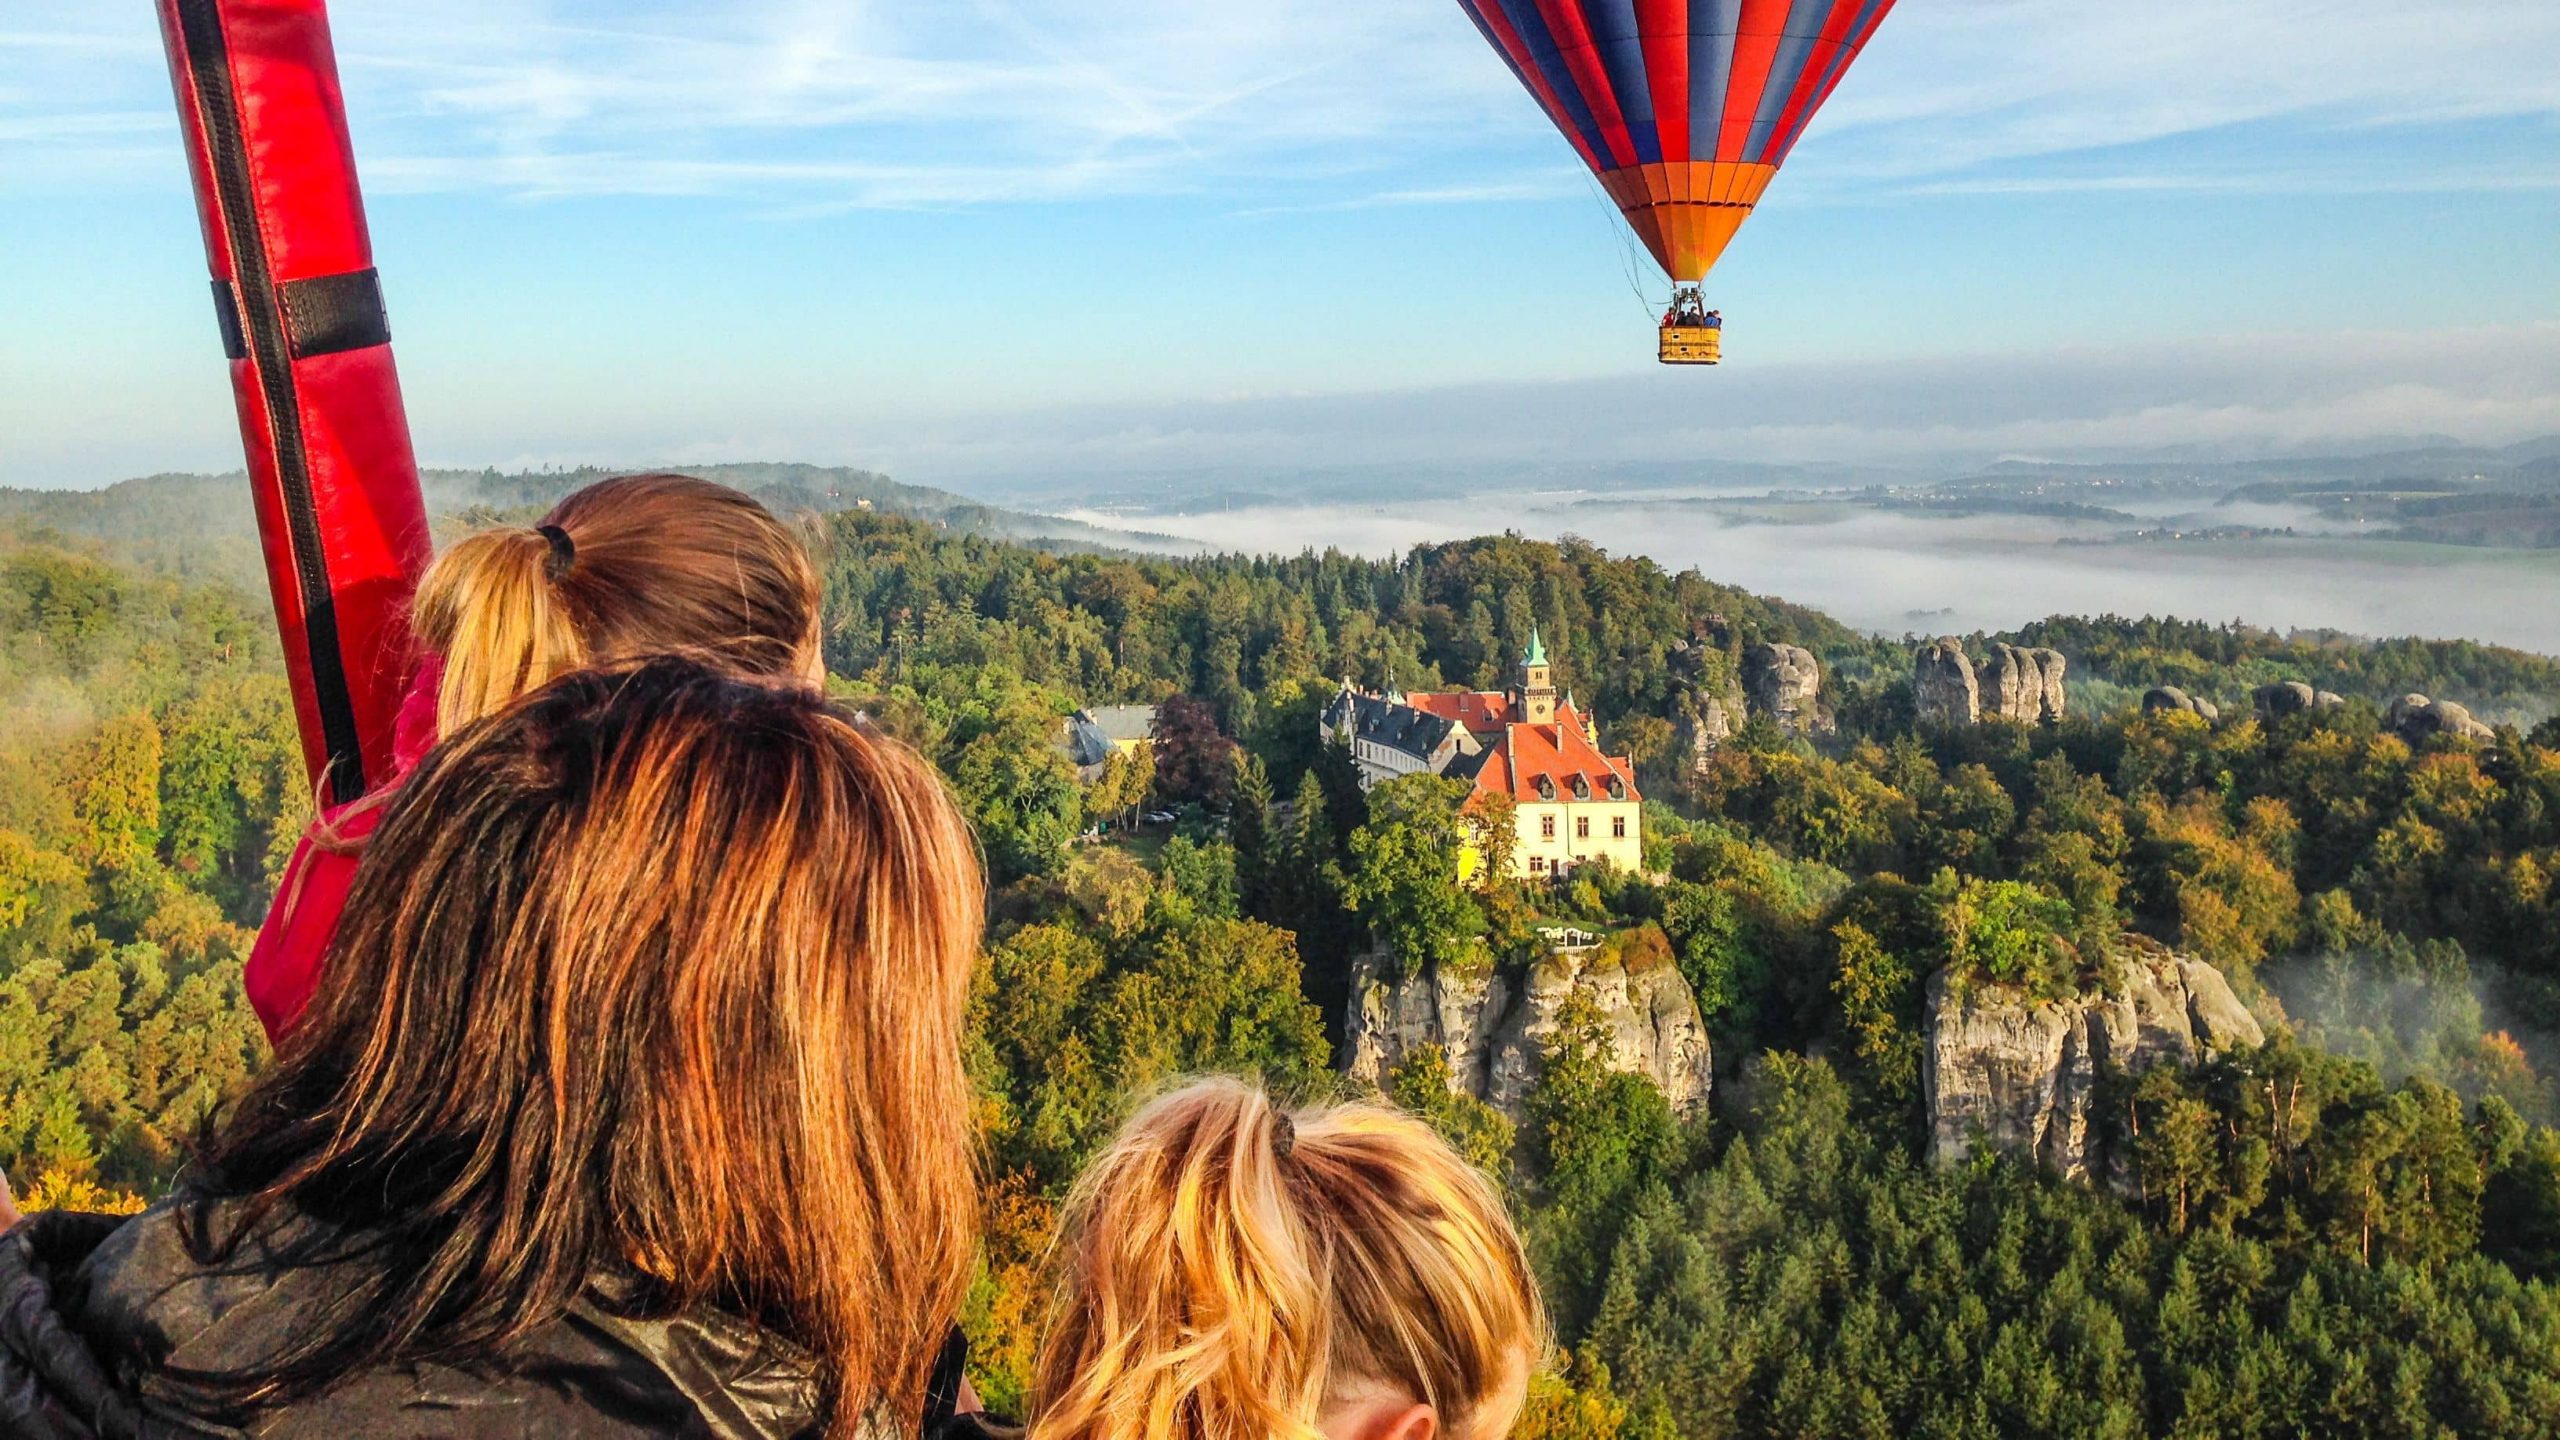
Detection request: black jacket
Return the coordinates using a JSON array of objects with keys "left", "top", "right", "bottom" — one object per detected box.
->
[{"left": 0, "top": 1203, "right": 972, "bottom": 1439}]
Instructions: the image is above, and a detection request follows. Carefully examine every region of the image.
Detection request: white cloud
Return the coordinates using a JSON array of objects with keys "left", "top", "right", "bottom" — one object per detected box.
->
[
  {"left": 10, "top": 0, "right": 2559, "bottom": 205},
  {"left": 1809, "top": 0, "right": 2560, "bottom": 177}
]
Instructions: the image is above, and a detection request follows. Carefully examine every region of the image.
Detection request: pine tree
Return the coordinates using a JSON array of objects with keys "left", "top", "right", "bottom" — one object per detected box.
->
[{"left": 1231, "top": 751, "right": 1277, "bottom": 921}]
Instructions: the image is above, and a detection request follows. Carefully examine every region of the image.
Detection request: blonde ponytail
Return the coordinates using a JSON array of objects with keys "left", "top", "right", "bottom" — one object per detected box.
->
[
  {"left": 1030, "top": 1078, "right": 1545, "bottom": 1440},
  {"left": 408, "top": 474, "right": 823, "bottom": 737},
  {"left": 411, "top": 527, "right": 588, "bottom": 733}
]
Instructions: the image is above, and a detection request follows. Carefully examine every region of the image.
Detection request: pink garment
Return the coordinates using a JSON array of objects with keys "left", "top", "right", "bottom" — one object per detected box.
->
[{"left": 244, "top": 658, "right": 440, "bottom": 1044}]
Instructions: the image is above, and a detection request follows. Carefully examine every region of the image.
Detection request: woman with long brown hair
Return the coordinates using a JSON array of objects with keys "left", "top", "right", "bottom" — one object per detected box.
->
[
  {"left": 0, "top": 658, "right": 982, "bottom": 1438},
  {"left": 247, "top": 471, "right": 827, "bottom": 1041}
]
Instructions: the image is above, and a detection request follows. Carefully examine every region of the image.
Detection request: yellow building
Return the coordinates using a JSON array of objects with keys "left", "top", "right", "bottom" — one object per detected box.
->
[{"left": 1322, "top": 630, "right": 1642, "bottom": 879}]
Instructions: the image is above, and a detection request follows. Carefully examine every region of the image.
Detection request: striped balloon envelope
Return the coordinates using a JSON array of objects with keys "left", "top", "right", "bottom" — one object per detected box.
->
[{"left": 1456, "top": 0, "right": 1897, "bottom": 283}]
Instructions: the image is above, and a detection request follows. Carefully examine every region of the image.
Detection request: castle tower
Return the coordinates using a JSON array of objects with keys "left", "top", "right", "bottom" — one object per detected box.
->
[{"left": 1515, "top": 626, "right": 1558, "bottom": 725}]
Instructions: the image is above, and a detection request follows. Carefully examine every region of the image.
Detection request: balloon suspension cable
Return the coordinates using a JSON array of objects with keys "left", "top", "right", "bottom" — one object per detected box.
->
[{"left": 1581, "top": 172, "right": 1664, "bottom": 320}]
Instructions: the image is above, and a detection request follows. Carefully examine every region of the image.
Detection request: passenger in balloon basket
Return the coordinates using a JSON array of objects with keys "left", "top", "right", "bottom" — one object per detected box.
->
[
  {"left": 245, "top": 472, "right": 828, "bottom": 1044},
  {"left": 0, "top": 657, "right": 992, "bottom": 1438}
]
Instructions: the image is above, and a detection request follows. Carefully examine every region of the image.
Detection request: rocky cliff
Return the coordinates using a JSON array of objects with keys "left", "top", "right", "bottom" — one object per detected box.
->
[
  {"left": 1976, "top": 643, "right": 2069, "bottom": 724},
  {"left": 1743, "top": 642, "right": 1831, "bottom": 735},
  {"left": 1344, "top": 941, "right": 1713, "bottom": 1122},
  {"left": 2388, "top": 693, "right": 2497, "bottom": 743},
  {"left": 1914, "top": 638, "right": 1981, "bottom": 728},
  {"left": 1672, "top": 692, "right": 1740, "bottom": 776},
  {"left": 1914, "top": 638, "right": 2067, "bottom": 726},
  {"left": 2254, "top": 681, "right": 2345, "bottom": 719},
  {"left": 2141, "top": 685, "right": 2221, "bottom": 723},
  {"left": 1921, "top": 938, "right": 2261, "bottom": 1184}
]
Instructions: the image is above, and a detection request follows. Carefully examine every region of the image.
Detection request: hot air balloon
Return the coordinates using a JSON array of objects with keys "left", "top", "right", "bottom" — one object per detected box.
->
[{"left": 1455, "top": 0, "right": 1898, "bottom": 364}]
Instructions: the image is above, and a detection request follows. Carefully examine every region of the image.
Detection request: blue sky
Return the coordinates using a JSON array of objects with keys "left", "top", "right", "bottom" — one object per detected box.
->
[{"left": 3, "top": 0, "right": 2557, "bottom": 490}]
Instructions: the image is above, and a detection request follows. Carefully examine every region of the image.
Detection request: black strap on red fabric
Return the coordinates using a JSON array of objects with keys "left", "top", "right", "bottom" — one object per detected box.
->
[
  {"left": 212, "top": 268, "right": 393, "bottom": 362},
  {"left": 173, "top": 0, "right": 370, "bottom": 803}
]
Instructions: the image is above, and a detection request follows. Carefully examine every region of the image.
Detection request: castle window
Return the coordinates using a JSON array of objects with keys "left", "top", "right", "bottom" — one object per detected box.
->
[
  {"left": 1575, "top": 816, "right": 1590, "bottom": 839},
  {"left": 1530, "top": 856, "right": 1548, "bottom": 873},
  {"left": 1613, "top": 816, "right": 1627, "bottom": 839},
  {"left": 1540, "top": 814, "right": 1556, "bottom": 840}
]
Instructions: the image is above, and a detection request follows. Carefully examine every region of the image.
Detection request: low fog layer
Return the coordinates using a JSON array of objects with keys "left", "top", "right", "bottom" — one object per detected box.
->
[{"left": 1063, "top": 493, "right": 2560, "bottom": 654}]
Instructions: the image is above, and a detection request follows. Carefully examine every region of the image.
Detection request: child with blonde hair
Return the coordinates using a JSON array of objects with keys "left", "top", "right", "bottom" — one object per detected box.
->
[{"left": 1021, "top": 1077, "right": 1546, "bottom": 1440}]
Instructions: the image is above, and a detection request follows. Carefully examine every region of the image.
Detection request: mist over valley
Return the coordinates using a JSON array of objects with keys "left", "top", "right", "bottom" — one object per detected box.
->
[{"left": 1044, "top": 443, "right": 2560, "bottom": 657}]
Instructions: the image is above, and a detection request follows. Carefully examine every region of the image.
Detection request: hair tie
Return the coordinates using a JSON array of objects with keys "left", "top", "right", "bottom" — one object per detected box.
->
[
  {"left": 1270, "top": 1111, "right": 1297, "bottom": 1161},
  {"left": 535, "top": 524, "right": 576, "bottom": 578}
]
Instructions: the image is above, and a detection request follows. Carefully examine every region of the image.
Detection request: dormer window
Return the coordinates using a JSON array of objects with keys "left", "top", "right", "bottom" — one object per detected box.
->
[
  {"left": 1606, "top": 776, "right": 1626, "bottom": 800},
  {"left": 1570, "top": 775, "right": 1591, "bottom": 801},
  {"left": 1535, "top": 775, "right": 1557, "bottom": 801}
]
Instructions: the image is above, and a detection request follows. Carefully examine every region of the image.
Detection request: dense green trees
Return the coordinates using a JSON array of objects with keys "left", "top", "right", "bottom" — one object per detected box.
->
[
  {"left": 0, "top": 537, "right": 286, "bottom": 1203},
  {"left": 1345, "top": 776, "right": 1490, "bottom": 979},
  {"left": 2020, "top": 614, "right": 2560, "bottom": 728},
  {"left": 1573, "top": 1055, "right": 2560, "bottom": 1439},
  {"left": 1683, "top": 702, "right": 2558, "bottom": 1018},
  {"left": 13, "top": 503, "right": 2560, "bottom": 1435}
]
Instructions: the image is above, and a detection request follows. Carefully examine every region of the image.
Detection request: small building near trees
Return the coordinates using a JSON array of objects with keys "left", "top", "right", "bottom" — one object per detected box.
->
[
  {"left": 1321, "top": 629, "right": 1641, "bottom": 879},
  {"left": 1061, "top": 703, "right": 1156, "bottom": 781}
]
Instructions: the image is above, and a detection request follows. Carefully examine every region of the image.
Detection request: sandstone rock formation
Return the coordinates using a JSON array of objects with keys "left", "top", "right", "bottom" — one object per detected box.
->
[
  {"left": 2252, "top": 681, "right": 2346, "bottom": 719},
  {"left": 1672, "top": 693, "right": 1738, "bottom": 776},
  {"left": 2387, "top": 693, "right": 2496, "bottom": 743},
  {"left": 1912, "top": 638, "right": 2070, "bottom": 728},
  {"left": 1743, "top": 642, "right": 1830, "bottom": 735},
  {"left": 1343, "top": 953, "right": 1510, "bottom": 1107},
  {"left": 1344, "top": 940, "right": 1712, "bottom": 1123},
  {"left": 1922, "top": 938, "right": 2261, "bottom": 1184},
  {"left": 1914, "top": 638, "right": 1980, "bottom": 728},
  {"left": 2141, "top": 686, "right": 2220, "bottom": 723},
  {"left": 1976, "top": 643, "right": 2069, "bottom": 724}
]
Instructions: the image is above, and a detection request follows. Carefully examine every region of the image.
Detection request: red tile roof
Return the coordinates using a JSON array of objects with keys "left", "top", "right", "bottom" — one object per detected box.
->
[
  {"left": 1407, "top": 690, "right": 1585, "bottom": 740},
  {"left": 1470, "top": 719, "right": 1638, "bottom": 806}
]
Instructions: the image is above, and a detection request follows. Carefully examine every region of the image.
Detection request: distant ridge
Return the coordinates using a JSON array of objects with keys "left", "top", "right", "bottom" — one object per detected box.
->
[{"left": 0, "top": 462, "right": 1195, "bottom": 592}]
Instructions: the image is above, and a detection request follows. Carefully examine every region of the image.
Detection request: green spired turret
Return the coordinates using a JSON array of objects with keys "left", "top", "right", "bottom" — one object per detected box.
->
[{"left": 1516, "top": 626, "right": 1558, "bottom": 725}]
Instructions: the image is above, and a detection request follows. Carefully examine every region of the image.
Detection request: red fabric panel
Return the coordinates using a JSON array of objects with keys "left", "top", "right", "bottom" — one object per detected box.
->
[
  {"left": 244, "top": 804, "right": 376, "bottom": 1042},
  {"left": 1774, "top": 0, "right": 1898, "bottom": 165},
  {"left": 157, "top": 23, "right": 237, "bottom": 286},
  {"left": 1715, "top": 0, "right": 1791, "bottom": 161},
  {"left": 157, "top": 0, "right": 430, "bottom": 798},
  {"left": 1636, "top": 0, "right": 1693, "bottom": 163},
  {"left": 1468, "top": 2, "right": 1604, "bottom": 171},
  {"left": 244, "top": 659, "right": 437, "bottom": 1042},
  {"left": 214, "top": 348, "right": 328, "bottom": 782},
  {"left": 1760, "top": 0, "right": 1864, "bottom": 169},
  {"left": 295, "top": 347, "right": 431, "bottom": 751},
  {"left": 1528, "top": 0, "right": 1638, "bottom": 168},
  {"left": 221, "top": 2, "right": 372, "bottom": 279}
]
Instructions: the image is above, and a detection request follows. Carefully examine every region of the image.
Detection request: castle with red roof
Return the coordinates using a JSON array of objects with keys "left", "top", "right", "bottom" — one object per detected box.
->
[{"left": 1321, "top": 630, "right": 1643, "bottom": 879}]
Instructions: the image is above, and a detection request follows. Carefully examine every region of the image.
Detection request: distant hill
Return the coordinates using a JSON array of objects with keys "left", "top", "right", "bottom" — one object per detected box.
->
[
  {"left": 950, "top": 439, "right": 2560, "bottom": 521},
  {"left": 1959, "top": 440, "right": 2560, "bottom": 499},
  {"left": 0, "top": 462, "right": 1189, "bottom": 596}
]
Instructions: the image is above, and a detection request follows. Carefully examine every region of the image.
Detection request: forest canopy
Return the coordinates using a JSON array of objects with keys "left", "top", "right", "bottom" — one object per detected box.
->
[{"left": 6, "top": 499, "right": 2560, "bottom": 1436}]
